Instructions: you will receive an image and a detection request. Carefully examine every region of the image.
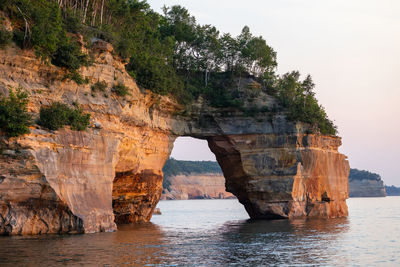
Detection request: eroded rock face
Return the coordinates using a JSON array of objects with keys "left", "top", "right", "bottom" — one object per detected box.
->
[
  {"left": 161, "top": 173, "right": 235, "bottom": 200},
  {"left": 0, "top": 41, "right": 350, "bottom": 235},
  {"left": 113, "top": 170, "right": 163, "bottom": 223},
  {"left": 208, "top": 134, "right": 349, "bottom": 219},
  {"left": 0, "top": 138, "right": 83, "bottom": 235},
  {"left": 0, "top": 44, "right": 175, "bottom": 234}
]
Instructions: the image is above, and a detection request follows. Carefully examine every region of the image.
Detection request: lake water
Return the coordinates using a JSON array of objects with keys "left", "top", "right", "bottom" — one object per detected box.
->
[{"left": 1, "top": 197, "right": 400, "bottom": 266}]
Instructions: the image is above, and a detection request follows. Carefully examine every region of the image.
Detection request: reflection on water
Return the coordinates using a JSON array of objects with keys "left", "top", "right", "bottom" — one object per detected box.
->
[
  {"left": 0, "top": 198, "right": 399, "bottom": 266},
  {"left": 0, "top": 223, "right": 167, "bottom": 266},
  {"left": 216, "top": 218, "right": 350, "bottom": 266}
]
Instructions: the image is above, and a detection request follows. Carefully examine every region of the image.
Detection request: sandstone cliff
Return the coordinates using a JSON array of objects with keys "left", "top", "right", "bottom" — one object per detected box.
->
[
  {"left": 161, "top": 173, "right": 235, "bottom": 200},
  {"left": 0, "top": 40, "right": 350, "bottom": 235},
  {"left": 0, "top": 42, "right": 176, "bottom": 234},
  {"left": 161, "top": 159, "right": 234, "bottom": 200},
  {"left": 348, "top": 169, "right": 386, "bottom": 198},
  {"left": 386, "top": 186, "right": 400, "bottom": 196},
  {"left": 349, "top": 179, "right": 386, "bottom": 197}
]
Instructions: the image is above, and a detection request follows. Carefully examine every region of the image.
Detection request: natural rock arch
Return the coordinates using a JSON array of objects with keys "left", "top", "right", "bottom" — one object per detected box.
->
[
  {"left": 111, "top": 111, "right": 349, "bottom": 225},
  {"left": 0, "top": 43, "right": 349, "bottom": 235}
]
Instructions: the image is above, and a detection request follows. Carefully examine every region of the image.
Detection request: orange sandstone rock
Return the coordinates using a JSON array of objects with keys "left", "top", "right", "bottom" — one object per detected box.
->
[
  {"left": 208, "top": 134, "right": 349, "bottom": 219},
  {"left": 0, "top": 42, "right": 349, "bottom": 235}
]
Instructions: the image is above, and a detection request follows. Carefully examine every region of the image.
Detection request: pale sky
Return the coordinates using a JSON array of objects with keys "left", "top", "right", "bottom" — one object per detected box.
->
[{"left": 148, "top": 0, "right": 400, "bottom": 186}]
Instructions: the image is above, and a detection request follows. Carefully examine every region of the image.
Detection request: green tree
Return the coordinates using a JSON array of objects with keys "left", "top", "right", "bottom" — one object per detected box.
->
[
  {"left": 29, "top": 0, "right": 64, "bottom": 60},
  {"left": 1, "top": 1, "right": 338, "bottom": 134},
  {"left": 161, "top": 5, "right": 197, "bottom": 73},
  {"left": 192, "top": 25, "right": 221, "bottom": 86},
  {"left": 0, "top": 28, "right": 12, "bottom": 48},
  {"left": 39, "top": 102, "right": 90, "bottom": 131},
  {"left": 219, "top": 33, "right": 238, "bottom": 72},
  {"left": 0, "top": 88, "right": 32, "bottom": 137},
  {"left": 276, "top": 72, "right": 337, "bottom": 135},
  {"left": 52, "top": 34, "right": 88, "bottom": 70}
]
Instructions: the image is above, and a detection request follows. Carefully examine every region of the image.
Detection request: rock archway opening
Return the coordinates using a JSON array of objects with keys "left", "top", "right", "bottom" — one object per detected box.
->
[
  {"left": 111, "top": 132, "right": 350, "bottom": 227},
  {"left": 171, "top": 137, "right": 216, "bottom": 162}
]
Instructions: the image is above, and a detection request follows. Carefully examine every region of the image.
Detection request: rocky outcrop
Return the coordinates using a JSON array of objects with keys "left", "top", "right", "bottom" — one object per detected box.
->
[
  {"left": 206, "top": 134, "right": 349, "bottom": 219},
  {"left": 171, "top": 102, "right": 349, "bottom": 219},
  {"left": 349, "top": 180, "right": 386, "bottom": 197},
  {"left": 161, "top": 173, "right": 235, "bottom": 200},
  {"left": 0, "top": 43, "right": 175, "bottom": 234},
  {"left": 386, "top": 186, "right": 400, "bottom": 196},
  {"left": 0, "top": 41, "right": 350, "bottom": 235},
  {"left": 0, "top": 141, "right": 83, "bottom": 235},
  {"left": 348, "top": 169, "right": 386, "bottom": 198}
]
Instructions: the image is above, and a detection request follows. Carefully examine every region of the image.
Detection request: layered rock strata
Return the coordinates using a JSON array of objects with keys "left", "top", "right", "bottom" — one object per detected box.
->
[
  {"left": 161, "top": 173, "right": 235, "bottom": 200},
  {"left": 0, "top": 43, "right": 175, "bottom": 234},
  {"left": 349, "top": 179, "right": 386, "bottom": 197},
  {"left": 207, "top": 134, "right": 349, "bottom": 219},
  {"left": 0, "top": 41, "right": 349, "bottom": 235}
]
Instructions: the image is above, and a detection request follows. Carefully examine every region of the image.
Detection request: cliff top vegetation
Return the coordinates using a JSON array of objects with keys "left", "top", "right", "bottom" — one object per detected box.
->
[
  {"left": 349, "top": 169, "right": 382, "bottom": 181},
  {"left": 0, "top": 0, "right": 337, "bottom": 135},
  {"left": 163, "top": 158, "right": 222, "bottom": 178}
]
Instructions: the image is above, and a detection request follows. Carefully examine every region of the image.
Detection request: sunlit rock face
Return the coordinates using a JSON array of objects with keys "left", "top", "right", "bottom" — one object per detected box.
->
[
  {"left": 0, "top": 43, "right": 175, "bottom": 234},
  {"left": 0, "top": 138, "right": 83, "bottom": 235},
  {"left": 172, "top": 100, "right": 349, "bottom": 219},
  {"left": 208, "top": 134, "right": 349, "bottom": 219},
  {"left": 0, "top": 41, "right": 349, "bottom": 235},
  {"left": 172, "top": 107, "right": 349, "bottom": 219},
  {"left": 161, "top": 173, "right": 235, "bottom": 200}
]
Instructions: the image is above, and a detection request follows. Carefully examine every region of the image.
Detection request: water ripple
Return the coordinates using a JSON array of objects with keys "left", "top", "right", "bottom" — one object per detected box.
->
[{"left": 0, "top": 198, "right": 399, "bottom": 266}]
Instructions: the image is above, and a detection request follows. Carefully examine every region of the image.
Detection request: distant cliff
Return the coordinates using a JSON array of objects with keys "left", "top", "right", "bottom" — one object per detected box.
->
[
  {"left": 385, "top": 186, "right": 400, "bottom": 196},
  {"left": 162, "top": 164, "right": 388, "bottom": 199},
  {"left": 349, "top": 169, "right": 386, "bottom": 197},
  {"left": 161, "top": 159, "right": 234, "bottom": 200}
]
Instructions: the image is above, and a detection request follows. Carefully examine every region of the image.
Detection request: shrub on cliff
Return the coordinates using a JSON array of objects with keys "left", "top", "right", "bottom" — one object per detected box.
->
[
  {"left": 91, "top": 81, "right": 108, "bottom": 93},
  {"left": 0, "top": 29, "right": 12, "bottom": 48},
  {"left": 112, "top": 83, "right": 130, "bottom": 96},
  {"left": 0, "top": 88, "right": 32, "bottom": 137},
  {"left": 52, "top": 38, "right": 89, "bottom": 71},
  {"left": 38, "top": 102, "right": 90, "bottom": 131},
  {"left": 68, "top": 107, "right": 91, "bottom": 131},
  {"left": 3, "top": 0, "right": 64, "bottom": 60},
  {"left": 1, "top": 1, "right": 88, "bottom": 71},
  {"left": 63, "top": 71, "right": 89, "bottom": 85}
]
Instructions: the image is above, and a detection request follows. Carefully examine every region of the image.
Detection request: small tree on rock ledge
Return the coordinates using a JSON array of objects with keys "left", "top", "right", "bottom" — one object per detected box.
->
[{"left": 0, "top": 88, "right": 32, "bottom": 137}]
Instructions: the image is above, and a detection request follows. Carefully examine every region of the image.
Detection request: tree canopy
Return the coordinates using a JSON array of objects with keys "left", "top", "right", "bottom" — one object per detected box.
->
[
  {"left": 0, "top": 0, "right": 338, "bottom": 135},
  {"left": 349, "top": 169, "right": 382, "bottom": 181}
]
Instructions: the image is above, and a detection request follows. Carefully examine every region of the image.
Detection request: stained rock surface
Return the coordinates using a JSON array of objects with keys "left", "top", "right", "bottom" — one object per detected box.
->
[
  {"left": 0, "top": 43, "right": 174, "bottom": 234},
  {"left": 208, "top": 134, "right": 349, "bottom": 219},
  {"left": 0, "top": 42, "right": 349, "bottom": 235}
]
